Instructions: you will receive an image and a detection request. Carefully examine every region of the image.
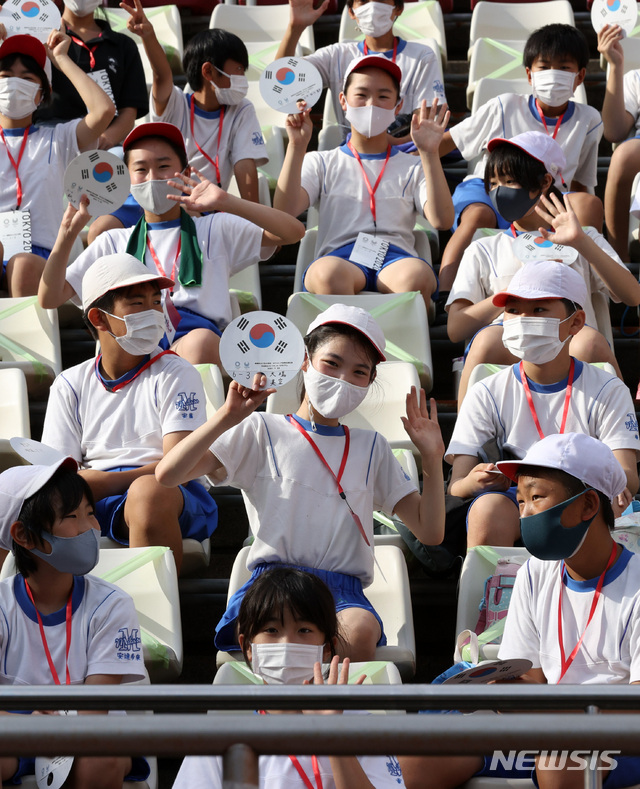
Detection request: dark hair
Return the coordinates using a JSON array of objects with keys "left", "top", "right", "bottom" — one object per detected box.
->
[
  {"left": 13, "top": 466, "right": 95, "bottom": 577},
  {"left": 0, "top": 53, "right": 51, "bottom": 106},
  {"left": 237, "top": 567, "right": 341, "bottom": 665},
  {"left": 123, "top": 135, "right": 188, "bottom": 171},
  {"left": 183, "top": 29, "right": 248, "bottom": 92},
  {"left": 344, "top": 66, "right": 401, "bottom": 102},
  {"left": 483, "top": 141, "right": 564, "bottom": 201},
  {"left": 560, "top": 298, "right": 582, "bottom": 314},
  {"left": 83, "top": 282, "right": 162, "bottom": 340},
  {"left": 516, "top": 465, "right": 614, "bottom": 529},
  {"left": 523, "top": 24, "right": 589, "bottom": 71}
]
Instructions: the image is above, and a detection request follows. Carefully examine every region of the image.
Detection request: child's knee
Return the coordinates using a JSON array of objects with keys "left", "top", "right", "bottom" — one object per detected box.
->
[
  {"left": 467, "top": 493, "right": 519, "bottom": 547},
  {"left": 70, "top": 756, "right": 130, "bottom": 789},
  {"left": 126, "top": 474, "right": 182, "bottom": 518}
]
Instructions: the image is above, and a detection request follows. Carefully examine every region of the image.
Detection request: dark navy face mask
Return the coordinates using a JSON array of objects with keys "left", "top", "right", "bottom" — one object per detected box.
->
[
  {"left": 520, "top": 488, "right": 597, "bottom": 561},
  {"left": 489, "top": 185, "right": 540, "bottom": 223}
]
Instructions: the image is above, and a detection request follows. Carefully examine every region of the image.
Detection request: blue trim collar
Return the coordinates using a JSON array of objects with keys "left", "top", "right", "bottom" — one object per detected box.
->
[
  {"left": 288, "top": 413, "right": 346, "bottom": 437},
  {"left": 2, "top": 126, "right": 38, "bottom": 136},
  {"left": 528, "top": 93, "right": 576, "bottom": 126},
  {"left": 94, "top": 354, "right": 151, "bottom": 391},
  {"left": 147, "top": 218, "right": 181, "bottom": 230},
  {"left": 15, "top": 574, "right": 85, "bottom": 625},
  {"left": 512, "top": 358, "right": 583, "bottom": 393},
  {"left": 188, "top": 94, "right": 222, "bottom": 119},
  {"left": 356, "top": 37, "right": 407, "bottom": 57},
  {"left": 563, "top": 546, "right": 632, "bottom": 591},
  {"left": 340, "top": 143, "right": 400, "bottom": 160}
]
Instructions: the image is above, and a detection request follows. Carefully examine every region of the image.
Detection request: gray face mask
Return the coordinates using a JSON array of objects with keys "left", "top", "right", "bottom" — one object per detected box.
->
[{"left": 30, "top": 528, "right": 100, "bottom": 575}]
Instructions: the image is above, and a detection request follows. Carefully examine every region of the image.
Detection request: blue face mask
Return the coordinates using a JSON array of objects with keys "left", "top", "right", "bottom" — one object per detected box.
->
[
  {"left": 520, "top": 488, "right": 597, "bottom": 561},
  {"left": 30, "top": 527, "right": 100, "bottom": 576},
  {"left": 489, "top": 185, "right": 540, "bottom": 223}
]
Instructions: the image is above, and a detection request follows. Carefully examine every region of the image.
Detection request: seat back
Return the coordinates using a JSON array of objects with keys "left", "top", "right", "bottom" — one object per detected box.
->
[
  {"left": 210, "top": 4, "right": 315, "bottom": 53},
  {"left": 0, "top": 368, "right": 29, "bottom": 439},
  {"left": 469, "top": 0, "right": 574, "bottom": 49}
]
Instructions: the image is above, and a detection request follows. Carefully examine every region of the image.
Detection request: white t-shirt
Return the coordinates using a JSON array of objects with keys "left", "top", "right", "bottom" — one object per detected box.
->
[
  {"left": 209, "top": 413, "right": 417, "bottom": 585},
  {"left": 65, "top": 213, "right": 268, "bottom": 327},
  {"left": 0, "top": 573, "right": 147, "bottom": 685},
  {"left": 301, "top": 144, "right": 427, "bottom": 259},
  {"left": 0, "top": 121, "right": 80, "bottom": 250},
  {"left": 623, "top": 69, "right": 640, "bottom": 133},
  {"left": 446, "top": 228, "right": 626, "bottom": 329},
  {"left": 499, "top": 548, "right": 640, "bottom": 684},
  {"left": 445, "top": 360, "right": 640, "bottom": 464},
  {"left": 41, "top": 348, "right": 207, "bottom": 470},
  {"left": 306, "top": 38, "right": 446, "bottom": 139},
  {"left": 150, "top": 89, "right": 268, "bottom": 190},
  {"left": 449, "top": 93, "right": 603, "bottom": 188}
]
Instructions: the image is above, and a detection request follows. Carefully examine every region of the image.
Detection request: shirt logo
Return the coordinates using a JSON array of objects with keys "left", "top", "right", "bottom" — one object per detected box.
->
[
  {"left": 115, "top": 627, "right": 142, "bottom": 661},
  {"left": 252, "top": 131, "right": 265, "bottom": 146},
  {"left": 433, "top": 79, "right": 445, "bottom": 97},
  {"left": 386, "top": 756, "right": 403, "bottom": 782},
  {"left": 175, "top": 391, "right": 199, "bottom": 418},
  {"left": 625, "top": 412, "right": 639, "bottom": 435}
]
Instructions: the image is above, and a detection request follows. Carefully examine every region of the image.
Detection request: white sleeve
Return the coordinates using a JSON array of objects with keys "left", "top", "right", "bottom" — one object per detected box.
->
[
  {"left": 405, "top": 46, "right": 446, "bottom": 109},
  {"left": 150, "top": 85, "right": 188, "bottom": 130},
  {"left": 56, "top": 119, "right": 81, "bottom": 166},
  {"left": 572, "top": 108, "right": 603, "bottom": 189},
  {"left": 591, "top": 377, "right": 640, "bottom": 453},
  {"left": 445, "top": 382, "right": 502, "bottom": 463},
  {"left": 208, "top": 415, "right": 262, "bottom": 489},
  {"left": 449, "top": 96, "right": 505, "bottom": 161},
  {"left": 624, "top": 70, "right": 640, "bottom": 131},
  {"left": 371, "top": 438, "right": 418, "bottom": 515},
  {"left": 172, "top": 756, "right": 222, "bottom": 789},
  {"left": 498, "top": 561, "right": 542, "bottom": 669},
  {"left": 65, "top": 233, "right": 120, "bottom": 307},
  {"left": 209, "top": 212, "right": 265, "bottom": 273},
  {"left": 629, "top": 602, "right": 640, "bottom": 684},
  {"left": 157, "top": 358, "right": 208, "bottom": 435},
  {"left": 228, "top": 101, "right": 268, "bottom": 166},
  {"left": 447, "top": 239, "right": 493, "bottom": 306},
  {"left": 358, "top": 755, "right": 407, "bottom": 787},
  {"left": 41, "top": 374, "right": 85, "bottom": 465},
  {"left": 305, "top": 46, "right": 337, "bottom": 89},
  {"left": 300, "top": 151, "right": 324, "bottom": 209}
]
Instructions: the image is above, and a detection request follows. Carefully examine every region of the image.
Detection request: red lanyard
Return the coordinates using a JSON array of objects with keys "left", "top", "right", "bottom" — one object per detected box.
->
[
  {"left": 346, "top": 141, "right": 391, "bottom": 229},
  {"left": 287, "top": 415, "right": 371, "bottom": 546},
  {"left": 146, "top": 233, "right": 181, "bottom": 287},
  {"left": 0, "top": 126, "right": 30, "bottom": 209},
  {"left": 535, "top": 99, "right": 565, "bottom": 141},
  {"left": 25, "top": 582, "right": 72, "bottom": 686},
  {"left": 189, "top": 96, "right": 224, "bottom": 187},
  {"left": 557, "top": 541, "right": 617, "bottom": 682},
  {"left": 509, "top": 224, "right": 518, "bottom": 238},
  {"left": 70, "top": 34, "right": 100, "bottom": 71},
  {"left": 363, "top": 37, "right": 398, "bottom": 62},
  {"left": 95, "top": 349, "right": 177, "bottom": 391},
  {"left": 290, "top": 756, "right": 323, "bottom": 789},
  {"left": 520, "top": 357, "right": 574, "bottom": 440}
]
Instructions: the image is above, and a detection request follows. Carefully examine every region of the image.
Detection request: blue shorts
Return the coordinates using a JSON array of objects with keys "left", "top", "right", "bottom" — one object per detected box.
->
[
  {"left": 95, "top": 466, "right": 218, "bottom": 545},
  {"left": 452, "top": 177, "right": 510, "bottom": 230},
  {"left": 303, "top": 241, "right": 437, "bottom": 298},
  {"left": 111, "top": 192, "right": 144, "bottom": 229},
  {"left": 158, "top": 306, "right": 222, "bottom": 350},
  {"left": 214, "top": 562, "right": 387, "bottom": 652},
  {"left": 9, "top": 753, "right": 149, "bottom": 784},
  {"left": 2, "top": 245, "right": 50, "bottom": 277},
  {"left": 466, "top": 485, "right": 518, "bottom": 532}
]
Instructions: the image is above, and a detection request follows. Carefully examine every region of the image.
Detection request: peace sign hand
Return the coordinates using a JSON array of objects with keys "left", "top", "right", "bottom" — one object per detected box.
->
[{"left": 120, "top": 0, "right": 154, "bottom": 40}]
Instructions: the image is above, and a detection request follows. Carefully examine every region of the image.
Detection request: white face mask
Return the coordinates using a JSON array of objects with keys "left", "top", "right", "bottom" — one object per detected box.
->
[
  {"left": 104, "top": 308, "right": 166, "bottom": 355},
  {"left": 531, "top": 69, "right": 576, "bottom": 107},
  {"left": 0, "top": 77, "right": 40, "bottom": 120},
  {"left": 345, "top": 100, "right": 397, "bottom": 138},
  {"left": 214, "top": 68, "right": 248, "bottom": 106},
  {"left": 302, "top": 360, "right": 370, "bottom": 419},
  {"left": 353, "top": 2, "right": 395, "bottom": 37},
  {"left": 130, "top": 179, "right": 179, "bottom": 215},
  {"left": 502, "top": 313, "right": 574, "bottom": 365},
  {"left": 251, "top": 642, "right": 324, "bottom": 685},
  {"left": 64, "top": 0, "right": 102, "bottom": 15}
]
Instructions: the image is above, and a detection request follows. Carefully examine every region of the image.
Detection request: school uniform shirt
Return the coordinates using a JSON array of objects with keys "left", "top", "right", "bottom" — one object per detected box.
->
[
  {"left": 449, "top": 93, "right": 603, "bottom": 188},
  {"left": 445, "top": 360, "right": 640, "bottom": 464},
  {"left": 306, "top": 38, "right": 446, "bottom": 140},
  {"left": 36, "top": 20, "right": 148, "bottom": 122},
  {"left": 209, "top": 414, "right": 417, "bottom": 585},
  {"left": 0, "top": 121, "right": 80, "bottom": 250},
  {"left": 623, "top": 69, "right": 640, "bottom": 134},
  {"left": 173, "top": 712, "right": 406, "bottom": 788},
  {"left": 41, "top": 348, "right": 207, "bottom": 471},
  {"left": 446, "top": 228, "right": 627, "bottom": 329},
  {"left": 65, "top": 213, "right": 269, "bottom": 328},
  {"left": 301, "top": 144, "right": 427, "bottom": 259},
  {"left": 0, "top": 573, "right": 148, "bottom": 685},
  {"left": 150, "top": 88, "right": 268, "bottom": 190},
  {"left": 499, "top": 548, "right": 640, "bottom": 684}
]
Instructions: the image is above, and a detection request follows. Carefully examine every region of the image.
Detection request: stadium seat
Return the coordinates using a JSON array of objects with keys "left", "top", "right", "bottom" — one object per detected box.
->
[
  {"left": 467, "top": 38, "right": 525, "bottom": 109},
  {"left": 244, "top": 81, "right": 286, "bottom": 187},
  {"left": 286, "top": 292, "right": 434, "bottom": 392},
  {"left": 99, "top": 534, "right": 212, "bottom": 580},
  {"left": 210, "top": 4, "right": 315, "bottom": 57},
  {"left": 0, "top": 369, "right": 29, "bottom": 439},
  {"left": 217, "top": 544, "right": 417, "bottom": 680},
  {"left": 195, "top": 363, "right": 225, "bottom": 417},
  {"left": 468, "top": 0, "right": 574, "bottom": 51}
]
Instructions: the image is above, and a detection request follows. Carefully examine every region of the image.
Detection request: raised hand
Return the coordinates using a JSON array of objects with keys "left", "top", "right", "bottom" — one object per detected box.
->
[
  {"left": 285, "top": 105, "right": 313, "bottom": 149},
  {"left": 302, "top": 656, "right": 366, "bottom": 715},
  {"left": 534, "top": 192, "right": 585, "bottom": 248},
  {"left": 411, "top": 99, "right": 450, "bottom": 155},
  {"left": 224, "top": 376, "right": 275, "bottom": 424},
  {"left": 46, "top": 26, "right": 71, "bottom": 68},
  {"left": 288, "top": 0, "right": 331, "bottom": 30},
  {"left": 401, "top": 387, "right": 445, "bottom": 461},
  {"left": 167, "top": 169, "right": 229, "bottom": 213},
  {"left": 597, "top": 24, "right": 624, "bottom": 68},
  {"left": 60, "top": 197, "right": 92, "bottom": 237},
  {"left": 120, "top": 0, "right": 154, "bottom": 39}
]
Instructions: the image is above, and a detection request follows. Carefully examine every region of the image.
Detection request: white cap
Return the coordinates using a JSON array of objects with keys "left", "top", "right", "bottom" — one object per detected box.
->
[
  {"left": 306, "top": 303, "right": 386, "bottom": 362},
  {"left": 343, "top": 54, "right": 403, "bottom": 91},
  {"left": 492, "top": 259, "right": 588, "bottom": 309},
  {"left": 0, "top": 453, "right": 78, "bottom": 551},
  {"left": 487, "top": 131, "right": 566, "bottom": 183},
  {"left": 82, "top": 254, "right": 174, "bottom": 312},
  {"left": 496, "top": 433, "right": 627, "bottom": 502}
]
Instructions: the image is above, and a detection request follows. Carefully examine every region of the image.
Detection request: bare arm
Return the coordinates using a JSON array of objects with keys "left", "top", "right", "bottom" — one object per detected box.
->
[
  {"left": 38, "top": 201, "right": 88, "bottom": 308},
  {"left": 438, "top": 129, "right": 457, "bottom": 158},
  {"left": 98, "top": 107, "right": 137, "bottom": 149},
  {"left": 446, "top": 297, "right": 503, "bottom": 344},
  {"left": 598, "top": 24, "right": 636, "bottom": 142},
  {"left": 412, "top": 101, "right": 455, "bottom": 230},
  {"left": 613, "top": 448, "right": 639, "bottom": 495},
  {"left": 275, "top": 0, "right": 329, "bottom": 60},
  {"left": 273, "top": 107, "right": 312, "bottom": 218},
  {"left": 448, "top": 454, "right": 511, "bottom": 499},
  {"left": 234, "top": 158, "right": 260, "bottom": 203}
]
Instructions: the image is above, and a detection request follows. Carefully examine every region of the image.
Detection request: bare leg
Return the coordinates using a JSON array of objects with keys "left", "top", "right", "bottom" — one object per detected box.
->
[
  {"left": 5, "top": 253, "right": 46, "bottom": 296},
  {"left": 467, "top": 492, "right": 520, "bottom": 548},
  {"left": 0, "top": 758, "right": 18, "bottom": 782},
  {"left": 535, "top": 752, "right": 611, "bottom": 789},
  {"left": 377, "top": 257, "right": 438, "bottom": 311},
  {"left": 172, "top": 328, "right": 221, "bottom": 365},
  {"left": 336, "top": 607, "right": 380, "bottom": 661},
  {"left": 438, "top": 203, "right": 497, "bottom": 292},
  {"left": 457, "top": 325, "right": 514, "bottom": 407},
  {"left": 87, "top": 215, "right": 126, "bottom": 245},
  {"left": 69, "top": 756, "right": 132, "bottom": 789},
  {"left": 604, "top": 139, "right": 640, "bottom": 262},
  {"left": 304, "top": 256, "right": 367, "bottom": 295},
  {"left": 569, "top": 325, "right": 622, "bottom": 379},
  {"left": 400, "top": 755, "right": 484, "bottom": 789},
  {"left": 568, "top": 191, "right": 603, "bottom": 233}
]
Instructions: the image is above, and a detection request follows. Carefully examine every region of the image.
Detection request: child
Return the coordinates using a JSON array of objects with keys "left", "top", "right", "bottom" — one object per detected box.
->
[
  {"left": 437, "top": 23, "right": 603, "bottom": 293},
  {"left": 445, "top": 259, "right": 639, "bottom": 551},
  {"left": 38, "top": 122, "right": 304, "bottom": 366},
  {"left": 401, "top": 432, "right": 640, "bottom": 789},
  {"left": 173, "top": 566, "right": 407, "bottom": 789},
  {"left": 88, "top": 0, "right": 268, "bottom": 242},
  {"left": 446, "top": 132, "right": 640, "bottom": 403},
  {"left": 34, "top": 0, "right": 148, "bottom": 147},
  {"left": 276, "top": 0, "right": 446, "bottom": 146},
  {"left": 41, "top": 252, "right": 218, "bottom": 574},
  {"left": 157, "top": 303, "right": 446, "bottom": 660},
  {"left": 273, "top": 56, "right": 453, "bottom": 310},
  {"left": 598, "top": 23, "right": 640, "bottom": 262},
  {"left": 0, "top": 454, "right": 148, "bottom": 787},
  {"left": 0, "top": 30, "right": 114, "bottom": 296}
]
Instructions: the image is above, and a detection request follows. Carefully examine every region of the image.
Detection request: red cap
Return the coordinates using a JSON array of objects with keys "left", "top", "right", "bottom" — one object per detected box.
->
[
  {"left": 0, "top": 35, "right": 47, "bottom": 71},
  {"left": 343, "top": 54, "right": 402, "bottom": 90},
  {"left": 123, "top": 122, "right": 186, "bottom": 157}
]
